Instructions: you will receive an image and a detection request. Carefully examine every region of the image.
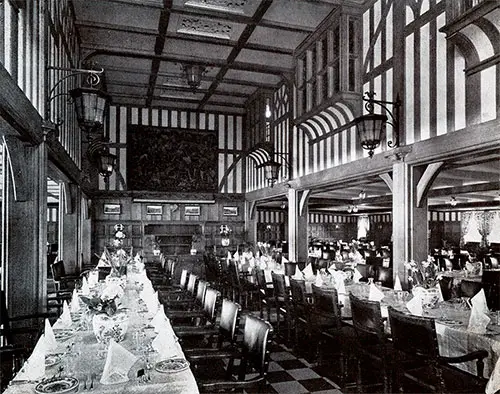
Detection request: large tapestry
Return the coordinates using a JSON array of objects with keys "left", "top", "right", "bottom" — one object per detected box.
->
[{"left": 127, "top": 126, "right": 218, "bottom": 192}]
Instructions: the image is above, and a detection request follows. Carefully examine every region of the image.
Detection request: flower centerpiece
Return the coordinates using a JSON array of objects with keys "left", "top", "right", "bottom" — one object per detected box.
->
[
  {"left": 405, "top": 256, "right": 442, "bottom": 308},
  {"left": 104, "top": 224, "right": 133, "bottom": 277},
  {"left": 81, "top": 283, "right": 128, "bottom": 343},
  {"left": 220, "top": 225, "right": 232, "bottom": 246}
]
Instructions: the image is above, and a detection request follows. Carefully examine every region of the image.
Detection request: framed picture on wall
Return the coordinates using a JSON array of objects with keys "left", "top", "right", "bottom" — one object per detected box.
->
[
  {"left": 103, "top": 203, "right": 121, "bottom": 215},
  {"left": 146, "top": 205, "right": 163, "bottom": 215},
  {"left": 185, "top": 205, "right": 200, "bottom": 216},
  {"left": 223, "top": 206, "right": 238, "bottom": 216}
]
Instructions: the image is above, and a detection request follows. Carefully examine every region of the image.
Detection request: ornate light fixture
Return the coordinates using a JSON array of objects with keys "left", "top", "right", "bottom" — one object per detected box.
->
[
  {"left": 182, "top": 64, "right": 206, "bottom": 91},
  {"left": 45, "top": 65, "right": 114, "bottom": 178},
  {"left": 448, "top": 196, "right": 458, "bottom": 207},
  {"left": 259, "top": 151, "right": 291, "bottom": 188},
  {"left": 353, "top": 91, "right": 401, "bottom": 158},
  {"left": 86, "top": 137, "right": 117, "bottom": 179}
]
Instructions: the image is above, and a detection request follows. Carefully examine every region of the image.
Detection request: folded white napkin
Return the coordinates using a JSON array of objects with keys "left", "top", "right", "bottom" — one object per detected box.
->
[
  {"left": 44, "top": 319, "right": 59, "bottom": 353},
  {"left": 468, "top": 289, "right": 491, "bottom": 334},
  {"left": 152, "top": 328, "right": 180, "bottom": 359},
  {"left": 100, "top": 339, "right": 138, "bottom": 385},
  {"left": 353, "top": 268, "right": 363, "bottom": 283},
  {"left": 336, "top": 277, "right": 346, "bottom": 295},
  {"left": 292, "top": 269, "right": 303, "bottom": 280},
  {"left": 394, "top": 275, "right": 402, "bottom": 291},
  {"left": 233, "top": 251, "right": 240, "bottom": 261},
  {"left": 302, "top": 264, "right": 315, "bottom": 280},
  {"left": 368, "top": 283, "right": 385, "bottom": 302},
  {"left": 13, "top": 334, "right": 46, "bottom": 381},
  {"left": 314, "top": 275, "right": 324, "bottom": 287},
  {"left": 406, "top": 294, "right": 423, "bottom": 316},
  {"left": 81, "top": 277, "right": 90, "bottom": 295},
  {"left": 55, "top": 301, "right": 72, "bottom": 329},
  {"left": 87, "top": 270, "right": 99, "bottom": 288},
  {"left": 70, "top": 289, "right": 80, "bottom": 313},
  {"left": 282, "top": 256, "right": 288, "bottom": 263},
  {"left": 97, "top": 251, "right": 110, "bottom": 267},
  {"left": 151, "top": 305, "right": 168, "bottom": 333}
]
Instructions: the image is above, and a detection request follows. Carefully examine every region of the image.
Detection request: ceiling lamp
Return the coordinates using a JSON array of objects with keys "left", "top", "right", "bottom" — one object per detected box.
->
[
  {"left": 182, "top": 64, "right": 206, "bottom": 91},
  {"left": 448, "top": 196, "right": 458, "bottom": 207},
  {"left": 359, "top": 190, "right": 366, "bottom": 199},
  {"left": 353, "top": 91, "right": 401, "bottom": 158}
]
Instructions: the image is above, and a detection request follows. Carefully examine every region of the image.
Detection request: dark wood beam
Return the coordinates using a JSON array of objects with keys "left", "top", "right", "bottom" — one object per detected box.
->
[
  {"left": 146, "top": 0, "right": 173, "bottom": 107},
  {"left": 83, "top": 47, "right": 289, "bottom": 75},
  {"left": 198, "top": 0, "right": 274, "bottom": 110},
  {"left": 428, "top": 181, "right": 500, "bottom": 198}
]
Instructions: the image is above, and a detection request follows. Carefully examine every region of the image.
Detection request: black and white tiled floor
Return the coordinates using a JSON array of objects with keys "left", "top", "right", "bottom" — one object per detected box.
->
[{"left": 259, "top": 341, "right": 343, "bottom": 394}]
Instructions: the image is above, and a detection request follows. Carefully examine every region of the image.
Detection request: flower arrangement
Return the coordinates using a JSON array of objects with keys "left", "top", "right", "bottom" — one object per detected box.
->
[
  {"left": 219, "top": 225, "right": 232, "bottom": 237},
  {"left": 112, "top": 223, "right": 126, "bottom": 247},
  {"left": 81, "top": 282, "right": 124, "bottom": 316},
  {"left": 404, "top": 256, "right": 441, "bottom": 289}
]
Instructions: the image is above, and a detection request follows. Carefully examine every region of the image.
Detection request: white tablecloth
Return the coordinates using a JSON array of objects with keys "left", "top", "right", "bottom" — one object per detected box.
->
[{"left": 4, "top": 274, "right": 199, "bottom": 394}]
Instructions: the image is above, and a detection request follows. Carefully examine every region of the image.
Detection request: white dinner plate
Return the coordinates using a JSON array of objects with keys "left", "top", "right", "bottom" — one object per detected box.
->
[
  {"left": 34, "top": 377, "right": 79, "bottom": 394},
  {"left": 155, "top": 358, "right": 190, "bottom": 373}
]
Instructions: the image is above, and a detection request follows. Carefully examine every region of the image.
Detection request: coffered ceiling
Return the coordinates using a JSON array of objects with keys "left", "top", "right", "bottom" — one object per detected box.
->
[{"left": 72, "top": 0, "right": 365, "bottom": 114}]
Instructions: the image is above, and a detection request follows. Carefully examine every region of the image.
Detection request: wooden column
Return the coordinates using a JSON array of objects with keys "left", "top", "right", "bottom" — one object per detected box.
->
[
  {"left": 391, "top": 149, "right": 432, "bottom": 290},
  {"left": 288, "top": 188, "right": 309, "bottom": 263},
  {"left": 2, "top": 136, "right": 46, "bottom": 316},
  {"left": 60, "top": 182, "right": 80, "bottom": 275},
  {"left": 245, "top": 200, "right": 258, "bottom": 246}
]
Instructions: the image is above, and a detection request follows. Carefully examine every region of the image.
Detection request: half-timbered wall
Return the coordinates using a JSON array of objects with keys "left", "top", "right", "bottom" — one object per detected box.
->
[
  {"left": 102, "top": 106, "right": 244, "bottom": 194},
  {"left": 362, "top": 0, "right": 498, "bottom": 149}
]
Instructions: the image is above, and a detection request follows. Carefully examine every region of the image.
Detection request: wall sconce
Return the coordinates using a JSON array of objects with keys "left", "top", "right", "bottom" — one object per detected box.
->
[
  {"left": 86, "top": 136, "right": 117, "bottom": 179},
  {"left": 45, "top": 65, "right": 114, "bottom": 178},
  {"left": 259, "top": 151, "right": 291, "bottom": 187},
  {"left": 353, "top": 91, "right": 401, "bottom": 158},
  {"left": 182, "top": 64, "right": 206, "bottom": 91}
]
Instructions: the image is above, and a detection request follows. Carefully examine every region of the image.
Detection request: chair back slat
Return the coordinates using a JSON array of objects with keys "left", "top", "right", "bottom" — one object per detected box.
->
[
  {"left": 388, "top": 306, "right": 440, "bottom": 359},
  {"left": 349, "top": 294, "right": 385, "bottom": 339},
  {"left": 219, "top": 299, "right": 241, "bottom": 344},
  {"left": 179, "top": 269, "right": 189, "bottom": 290},
  {"left": 203, "top": 288, "right": 220, "bottom": 324},
  {"left": 311, "top": 284, "right": 342, "bottom": 329},
  {"left": 241, "top": 315, "right": 273, "bottom": 378}
]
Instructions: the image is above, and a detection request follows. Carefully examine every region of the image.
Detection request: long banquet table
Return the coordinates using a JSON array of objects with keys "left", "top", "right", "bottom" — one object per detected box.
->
[{"left": 4, "top": 271, "right": 199, "bottom": 394}]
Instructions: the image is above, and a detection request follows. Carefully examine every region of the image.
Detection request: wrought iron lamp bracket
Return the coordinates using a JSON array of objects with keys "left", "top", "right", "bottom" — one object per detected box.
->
[{"left": 363, "top": 91, "right": 401, "bottom": 148}]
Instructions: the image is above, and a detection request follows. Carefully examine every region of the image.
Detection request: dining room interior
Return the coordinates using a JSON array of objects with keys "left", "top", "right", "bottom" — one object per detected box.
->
[{"left": 1, "top": 0, "right": 500, "bottom": 393}]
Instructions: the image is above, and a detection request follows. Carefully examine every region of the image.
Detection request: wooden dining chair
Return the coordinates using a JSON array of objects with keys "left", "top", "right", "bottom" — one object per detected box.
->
[
  {"left": 50, "top": 260, "right": 80, "bottom": 291},
  {"left": 289, "top": 278, "right": 312, "bottom": 350},
  {"left": 181, "top": 298, "right": 241, "bottom": 352},
  {"left": 375, "top": 266, "right": 393, "bottom": 288},
  {"left": 459, "top": 279, "right": 482, "bottom": 299},
  {"left": 191, "top": 314, "right": 273, "bottom": 393},
  {"left": 349, "top": 294, "right": 393, "bottom": 393},
  {"left": 271, "top": 272, "right": 293, "bottom": 343},
  {"left": 388, "top": 306, "right": 488, "bottom": 393},
  {"left": 255, "top": 268, "right": 275, "bottom": 322},
  {"left": 482, "top": 269, "right": 500, "bottom": 311},
  {"left": 166, "top": 288, "right": 220, "bottom": 328},
  {"left": 313, "top": 285, "right": 355, "bottom": 387}
]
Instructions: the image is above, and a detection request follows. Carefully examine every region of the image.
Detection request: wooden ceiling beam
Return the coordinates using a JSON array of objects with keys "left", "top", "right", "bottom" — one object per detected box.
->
[
  {"left": 428, "top": 181, "right": 500, "bottom": 197},
  {"left": 83, "top": 47, "right": 289, "bottom": 75},
  {"left": 198, "top": 0, "right": 274, "bottom": 110}
]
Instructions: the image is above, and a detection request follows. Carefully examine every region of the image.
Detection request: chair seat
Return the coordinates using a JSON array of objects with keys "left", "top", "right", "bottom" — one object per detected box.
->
[{"left": 402, "top": 363, "right": 487, "bottom": 393}]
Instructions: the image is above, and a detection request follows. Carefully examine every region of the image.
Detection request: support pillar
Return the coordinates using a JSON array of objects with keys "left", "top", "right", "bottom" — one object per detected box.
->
[
  {"left": 245, "top": 200, "right": 258, "bottom": 246},
  {"left": 288, "top": 188, "right": 309, "bottom": 263},
  {"left": 391, "top": 150, "right": 432, "bottom": 289},
  {"left": 2, "top": 136, "right": 46, "bottom": 315}
]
